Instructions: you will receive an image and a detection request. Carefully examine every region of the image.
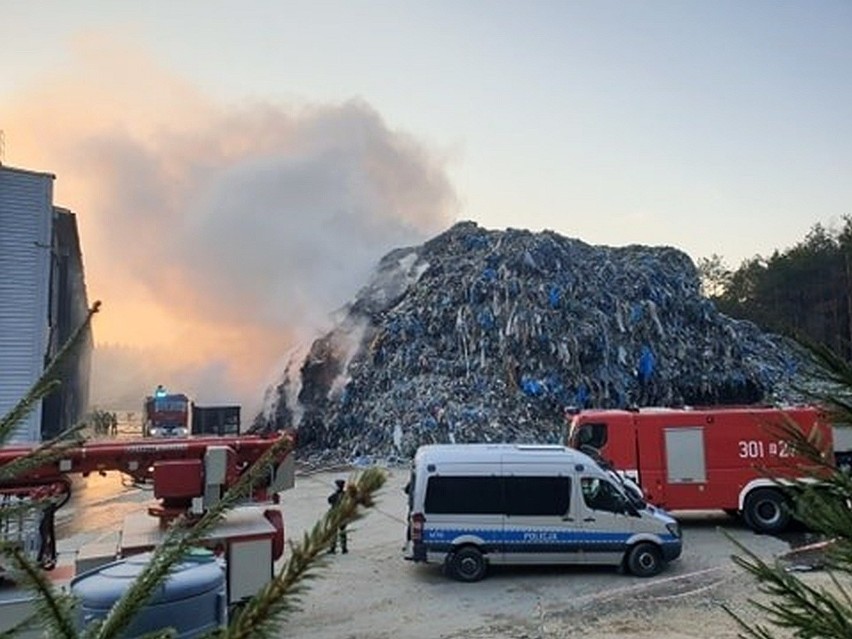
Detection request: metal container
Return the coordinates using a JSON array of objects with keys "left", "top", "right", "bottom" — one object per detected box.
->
[{"left": 71, "top": 550, "right": 226, "bottom": 638}]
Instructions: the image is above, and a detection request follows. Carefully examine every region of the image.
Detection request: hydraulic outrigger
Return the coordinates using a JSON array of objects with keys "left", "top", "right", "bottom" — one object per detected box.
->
[{"left": 0, "top": 430, "right": 296, "bottom": 570}]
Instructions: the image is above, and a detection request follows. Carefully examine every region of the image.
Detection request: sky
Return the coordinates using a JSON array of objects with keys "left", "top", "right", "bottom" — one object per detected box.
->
[{"left": 2, "top": 1, "right": 851, "bottom": 413}]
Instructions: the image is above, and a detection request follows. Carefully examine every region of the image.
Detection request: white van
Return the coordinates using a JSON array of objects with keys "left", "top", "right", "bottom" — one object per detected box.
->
[{"left": 403, "top": 443, "right": 682, "bottom": 582}]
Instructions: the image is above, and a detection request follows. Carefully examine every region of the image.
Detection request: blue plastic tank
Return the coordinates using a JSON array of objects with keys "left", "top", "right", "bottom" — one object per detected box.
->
[{"left": 71, "top": 550, "right": 226, "bottom": 638}]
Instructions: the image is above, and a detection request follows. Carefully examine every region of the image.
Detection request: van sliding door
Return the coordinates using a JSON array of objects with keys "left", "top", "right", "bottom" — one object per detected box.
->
[
  {"left": 423, "top": 474, "right": 503, "bottom": 556},
  {"left": 501, "top": 469, "right": 576, "bottom": 565}
]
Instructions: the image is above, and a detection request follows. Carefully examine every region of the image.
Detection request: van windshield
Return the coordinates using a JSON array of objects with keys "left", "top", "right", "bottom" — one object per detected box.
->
[{"left": 610, "top": 471, "right": 646, "bottom": 510}]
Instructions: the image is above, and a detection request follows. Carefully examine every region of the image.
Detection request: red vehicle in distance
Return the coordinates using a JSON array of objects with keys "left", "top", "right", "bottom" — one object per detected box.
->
[
  {"left": 566, "top": 405, "right": 833, "bottom": 533},
  {"left": 143, "top": 386, "right": 191, "bottom": 438}
]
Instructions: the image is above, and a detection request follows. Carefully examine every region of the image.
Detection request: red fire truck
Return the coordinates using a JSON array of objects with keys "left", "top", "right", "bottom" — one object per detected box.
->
[
  {"left": 143, "top": 386, "right": 191, "bottom": 437},
  {"left": 566, "top": 406, "right": 833, "bottom": 533},
  {"left": 0, "top": 430, "right": 296, "bottom": 631}
]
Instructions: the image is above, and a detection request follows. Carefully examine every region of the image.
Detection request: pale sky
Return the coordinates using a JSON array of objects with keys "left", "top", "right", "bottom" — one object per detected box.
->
[{"left": 2, "top": 1, "right": 851, "bottom": 410}]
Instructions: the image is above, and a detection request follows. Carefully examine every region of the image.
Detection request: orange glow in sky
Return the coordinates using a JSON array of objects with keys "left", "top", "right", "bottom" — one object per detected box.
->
[{"left": 1, "top": 35, "right": 456, "bottom": 411}]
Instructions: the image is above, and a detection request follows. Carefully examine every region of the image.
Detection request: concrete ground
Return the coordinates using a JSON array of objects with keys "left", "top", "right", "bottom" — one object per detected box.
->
[{"left": 2, "top": 463, "right": 818, "bottom": 638}]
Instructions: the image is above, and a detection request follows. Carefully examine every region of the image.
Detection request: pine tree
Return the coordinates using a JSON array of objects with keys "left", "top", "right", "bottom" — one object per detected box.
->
[
  {"left": 726, "top": 342, "right": 852, "bottom": 638},
  {"left": 0, "top": 302, "right": 386, "bottom": 638}
]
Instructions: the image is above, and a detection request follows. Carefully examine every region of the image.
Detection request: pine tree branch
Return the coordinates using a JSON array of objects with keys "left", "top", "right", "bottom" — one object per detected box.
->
[
  {"left": 0, "top": 302, "right": 101, "bottom": 639},
  {"left": 87, "top": 433, "right": 296, "bottom": 639},
  {"left": 0, "top": 423, "right": 86, "bottom": 483},
  {"left": 0, "top": 545, "right": 77, "bottom": 639},
  {"left": 0, "top": 379, "right": 61, "bottom": 441},
  {"left": 725, "top": 407, "right": 852, "bottom": 639},
  {"left": 0, "top": 296, "right": 385, "bottom": 639},
  {"left": 217, "top": 468, "right": 387, "bottom": 639},
  {"left": 0, "top": 302, "right": 99, "bottom": 442},
  {"left": 791, "top": 337, "right": 852, "bottom": 419}
]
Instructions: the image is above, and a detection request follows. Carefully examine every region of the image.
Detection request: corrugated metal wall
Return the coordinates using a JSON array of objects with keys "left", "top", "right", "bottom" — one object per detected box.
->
[
  {"left": 0, "top": 167, "right": 54, "bottom": 443},
  {"left": 41, "top": 208, "right": 92, "bottom": 439}
]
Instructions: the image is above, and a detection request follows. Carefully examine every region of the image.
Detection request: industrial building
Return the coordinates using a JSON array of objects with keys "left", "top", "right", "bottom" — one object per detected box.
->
[{"left": 0, "top": 164, "right": 92, "bottom": 443}]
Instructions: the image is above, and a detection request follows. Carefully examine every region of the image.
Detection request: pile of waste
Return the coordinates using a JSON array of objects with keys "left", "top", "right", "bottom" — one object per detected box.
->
[{"left": 258, "top": 221, "right": 812, "bottom": 461}]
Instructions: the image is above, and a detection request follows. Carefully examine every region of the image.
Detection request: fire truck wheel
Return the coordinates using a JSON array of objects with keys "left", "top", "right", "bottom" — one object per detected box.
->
[
  {"left": 743, "top": 488, "right": 790, "bottom": 533},
  {"left": 447, "top": 546, "right": 487, "bottom": 582},
  {"left": 626, "top": 542, "right": 663, "bottom": 577}
]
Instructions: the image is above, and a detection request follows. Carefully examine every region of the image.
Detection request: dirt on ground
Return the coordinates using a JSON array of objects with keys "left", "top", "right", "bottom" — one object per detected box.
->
[
  {"left": 280, "top": 467, "right": 834, "bottom": 639},
  {"left": 48, "top": 464, "right": 835, "bottom": 638}
]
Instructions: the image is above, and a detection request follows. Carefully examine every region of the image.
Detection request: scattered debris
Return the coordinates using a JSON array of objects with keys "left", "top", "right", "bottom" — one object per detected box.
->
[
  {"left": 258, "top": 222, "right": 813, "bottom": 461},
  {"left": 780, "top": 539, "right": 833, "bottom": 572}
]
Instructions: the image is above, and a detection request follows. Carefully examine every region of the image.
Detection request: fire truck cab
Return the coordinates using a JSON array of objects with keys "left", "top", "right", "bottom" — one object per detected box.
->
[
  {"left": 566, "top": 406, "right": 832, "bottom": 533},
  {"left": 144, "top": 386, "right": 191, "bottom": 437}
]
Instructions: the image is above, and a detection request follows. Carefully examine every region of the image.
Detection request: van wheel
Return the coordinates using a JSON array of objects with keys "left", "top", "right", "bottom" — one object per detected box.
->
[
  {"left": 627, "top": 543, "right": 663, "bottom": 578},
  {"left": 447, "top": 546, "right": 487, "bottom": 582},
  {"left": 743, "top": 488, "right": 790, "bottom": 534}
]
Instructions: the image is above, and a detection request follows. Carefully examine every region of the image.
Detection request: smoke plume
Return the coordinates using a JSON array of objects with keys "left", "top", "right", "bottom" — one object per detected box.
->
[{"left": 1, "top": 35, "right": 458, "bottom": 413}]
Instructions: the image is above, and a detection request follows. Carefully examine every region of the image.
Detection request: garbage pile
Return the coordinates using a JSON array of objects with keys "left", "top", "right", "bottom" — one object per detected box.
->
[{"left": 259, "top": 221, "right": 811, "bottom": 461}]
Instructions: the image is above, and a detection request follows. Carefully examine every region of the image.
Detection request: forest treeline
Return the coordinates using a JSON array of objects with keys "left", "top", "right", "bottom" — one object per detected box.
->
[{"left": 699, "top": 215, "right": 852, "bottom": 361}]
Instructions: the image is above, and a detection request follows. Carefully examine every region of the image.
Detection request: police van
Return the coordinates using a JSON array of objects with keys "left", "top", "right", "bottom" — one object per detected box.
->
[{"left": 403, "top": 443, "right": 682, "bottom": 582}]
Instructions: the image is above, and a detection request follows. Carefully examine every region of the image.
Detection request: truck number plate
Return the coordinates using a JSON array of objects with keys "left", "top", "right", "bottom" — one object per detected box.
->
[{"left": 738, "top": 440, "right": 791, "bottom": 459}]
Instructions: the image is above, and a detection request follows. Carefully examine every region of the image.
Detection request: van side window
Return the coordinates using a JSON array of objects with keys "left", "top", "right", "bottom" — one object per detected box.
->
[
  {"left": 581, "top": 477, "right": 625, "bottom": 513},
  {"left": 505, "top": 477, "right": 571, "bottom": 516},
  {"left": 424, "top": 476, "right": 502, "bottom": 514}
]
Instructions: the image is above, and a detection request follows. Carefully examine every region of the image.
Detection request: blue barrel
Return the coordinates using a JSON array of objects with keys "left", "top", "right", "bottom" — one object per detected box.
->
[{"left": 71, "top": 550, "right": 226, "bottom": 638}]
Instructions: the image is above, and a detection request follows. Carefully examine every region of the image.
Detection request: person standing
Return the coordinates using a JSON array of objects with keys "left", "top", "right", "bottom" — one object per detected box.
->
[
  {"left": 636, "top": 345, "right": 656, "bottom": 406},
  {"left": 327, "top": 479, "right": 349, "bottom": 554}
]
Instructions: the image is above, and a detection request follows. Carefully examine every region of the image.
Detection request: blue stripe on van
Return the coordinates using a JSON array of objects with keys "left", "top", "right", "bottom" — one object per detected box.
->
[
  {"left": 424, "top": 528, "right": 630, "bottom": 544},
  {"left": 424, "top": 528, "right": 680, "bottom": 555}
]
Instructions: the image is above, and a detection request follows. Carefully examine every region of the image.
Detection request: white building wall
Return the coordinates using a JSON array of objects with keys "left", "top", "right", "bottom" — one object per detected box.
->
[{"left": 0, "top": 166, "right": 54, "bottom": 443}]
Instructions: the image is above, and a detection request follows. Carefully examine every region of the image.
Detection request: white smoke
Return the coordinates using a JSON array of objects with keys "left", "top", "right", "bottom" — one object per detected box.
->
[{"left": 1, "top": 36, "right": 459, "bottom": 415}]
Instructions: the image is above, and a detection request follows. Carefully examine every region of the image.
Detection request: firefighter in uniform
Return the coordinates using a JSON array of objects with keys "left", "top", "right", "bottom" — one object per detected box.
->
[{"left": 327, "top": 479, "right": 348, "bottom": 553}]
